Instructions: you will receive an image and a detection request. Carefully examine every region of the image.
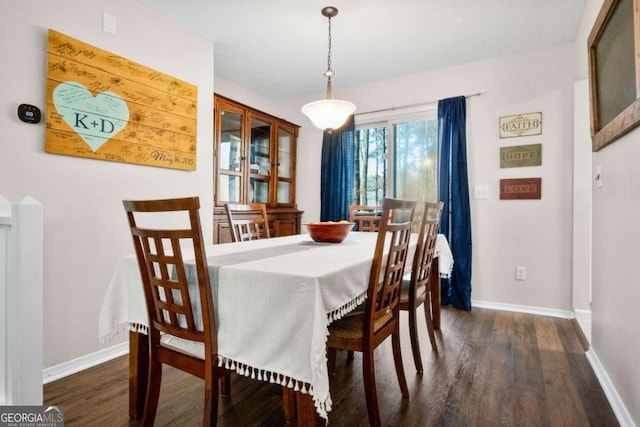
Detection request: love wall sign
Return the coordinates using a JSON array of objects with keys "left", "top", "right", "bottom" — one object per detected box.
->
[{"left": 45, "top": 30, "right": 198, "bottom": 170}]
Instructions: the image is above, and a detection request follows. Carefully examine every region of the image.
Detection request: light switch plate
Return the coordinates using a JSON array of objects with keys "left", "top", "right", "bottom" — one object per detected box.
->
[
  {"left": 474, "top": 184, "right": 489, "bottom": 199},
  {"left": 103, "top": 11, "right": 117, "bottom": 35}
]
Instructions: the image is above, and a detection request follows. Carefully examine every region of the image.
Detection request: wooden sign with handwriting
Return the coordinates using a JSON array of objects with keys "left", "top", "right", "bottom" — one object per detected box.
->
[{"left": 45, "top": 29, "right": 197, "bottom": 170}]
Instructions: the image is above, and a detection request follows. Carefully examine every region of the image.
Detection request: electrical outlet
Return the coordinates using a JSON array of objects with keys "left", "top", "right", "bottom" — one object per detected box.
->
[{"left": 516, "top": 266, "right": 526, "bottom": 281}]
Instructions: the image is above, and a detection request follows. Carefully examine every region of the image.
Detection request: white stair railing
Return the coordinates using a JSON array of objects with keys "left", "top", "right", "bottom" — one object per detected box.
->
[{"left": 0, "top": 196, "right": 43, "bottom": 405}]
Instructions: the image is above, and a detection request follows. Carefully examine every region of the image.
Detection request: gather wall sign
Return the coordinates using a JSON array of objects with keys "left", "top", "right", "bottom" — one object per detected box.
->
[{"left": 45, "top": 29, "right": 198, "bottom": 171}]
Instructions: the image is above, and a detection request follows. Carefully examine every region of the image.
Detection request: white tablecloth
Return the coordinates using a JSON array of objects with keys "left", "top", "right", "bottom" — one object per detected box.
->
[{"left": 98, "top": 232, "right": 453, "bottom": 419}]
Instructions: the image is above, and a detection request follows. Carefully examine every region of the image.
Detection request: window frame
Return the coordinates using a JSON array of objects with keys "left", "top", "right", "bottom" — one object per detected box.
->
[{"left": 355, "top": 103, "right": 438, "bottom": 201}]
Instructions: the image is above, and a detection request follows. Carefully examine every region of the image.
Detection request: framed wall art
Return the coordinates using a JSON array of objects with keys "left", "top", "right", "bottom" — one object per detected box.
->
[
  {"left": 588, "top": 0, "right": 640, "bottom": 151},
  {"left": 500, "top": 143, "right": 542, "bottom": 168},
  {"left": 499, "top": 112, "right": 542, "bottom": 138},
  {"left": 45, "top": 30, "right": 198, "bottom": 170},
  {"left": 499, "top": 178, "right": 542, "bottom": 200}
]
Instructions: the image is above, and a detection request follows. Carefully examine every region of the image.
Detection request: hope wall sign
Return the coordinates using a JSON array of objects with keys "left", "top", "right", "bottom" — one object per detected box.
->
[{"left": 45, "top": 30, "right": 198, "bottom": 171}]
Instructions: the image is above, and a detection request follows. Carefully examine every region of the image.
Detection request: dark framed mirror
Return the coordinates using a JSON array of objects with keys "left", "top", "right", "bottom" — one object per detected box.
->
[{"left": 588, "top": 0, "right": 640, "bottom": 151}]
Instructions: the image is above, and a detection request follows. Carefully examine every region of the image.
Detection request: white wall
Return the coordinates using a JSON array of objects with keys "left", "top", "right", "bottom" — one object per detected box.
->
[
  {"left": 285, "top": 43, "right": 576, "bottom": 312},
  {"left": 215, "top": 76, "right": 284, "bottom": 120},
  {"left": 590, "top": 132, "right": 640, "bottom": 427},
  {"left": 1, "top": 0, "right": 214, "bottom": 367},
  {"left": 575, "top": 1, "right": 640, "bottom": 424}
]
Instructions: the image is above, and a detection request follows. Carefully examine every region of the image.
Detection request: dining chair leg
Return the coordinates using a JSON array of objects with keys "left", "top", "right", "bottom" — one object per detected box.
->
[
  {"left": 327, "top": 347, "right": 337, "bottom": 376},
  {"left": 203, "top": 369, "right": 219, "bottom": 426},
  {"left": 362, "top": 348, "right": 381, "bottom": 427},
  {"left": 142, "top": 359, "right": 162, "bottom": 427},
  {"left": 391, "top": 328, "right": 409, "bottom": 398},
  {"left": 429, "top": 260, "right": 442, "bottom": 330},
  {"left": 423, "top": 293, "right": 438, "bottom": 352},
  {"left": 281, "top": 386, "right": 297, "bottom": 423},
  {"left": 220, "top": 373, "right": 231, "bottom": 397},
  {"left": 129, "top": 331, "right": 148, "bottom": 420},
  {"left": 407, "top": 307, "right": 423, "bottom": 373},
  {"left": 296, "top": 390, "right": 324, "bottom": 426}
]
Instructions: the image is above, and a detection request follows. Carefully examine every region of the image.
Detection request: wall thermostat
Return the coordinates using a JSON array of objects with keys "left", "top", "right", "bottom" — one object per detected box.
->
[{"left": 17, "top": 104, "right": 42, "bottom": 124}]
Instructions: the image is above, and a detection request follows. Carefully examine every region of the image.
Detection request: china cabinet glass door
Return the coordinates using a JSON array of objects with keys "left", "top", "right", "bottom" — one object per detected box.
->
[
  {"left": 249, "top": 115, "right": 272, "bottom": 203},
  {"left": 276, "top": 125, "right": 295, "bottom": 205},
  {"left": 217, "top": 105, "right": 243, "bottom": 204}
]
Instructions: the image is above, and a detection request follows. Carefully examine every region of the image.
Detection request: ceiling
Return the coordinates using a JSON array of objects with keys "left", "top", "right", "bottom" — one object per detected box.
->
[{"left": 140, "top": 0, "right": 587, "bottom": 101}]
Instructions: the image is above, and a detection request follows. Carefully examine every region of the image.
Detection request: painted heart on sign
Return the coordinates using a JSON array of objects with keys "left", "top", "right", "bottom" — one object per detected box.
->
[{"left": 53, "top": 81, "right": 129, "bottom": 152}]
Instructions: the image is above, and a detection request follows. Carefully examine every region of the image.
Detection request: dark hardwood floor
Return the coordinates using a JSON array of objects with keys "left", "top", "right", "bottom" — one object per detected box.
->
[{"left": 44, "top": 307, "right": 619, "bottom": 426}]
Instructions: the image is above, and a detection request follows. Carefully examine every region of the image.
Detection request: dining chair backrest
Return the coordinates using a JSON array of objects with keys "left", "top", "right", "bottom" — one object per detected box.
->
[
  {"left": 399, "top": 200, "right": 444, "bottom": 371},
  {"left": 410, "top": 201, "right": 444, "bottom": 296},
  {"left": 123, "top": 196, "right": 225, "bottom": 425},
  {"left": 366, "top": 198, "right": 416, "bottom": 332},
  {"left": 124, "top": 197, "right": 216, "bottom": 345},
  {"left": 225, "top": 203, "right": 271, "bottom": 242},
  {"left": 325, "top": 198, "right": 415, "bottom": 426},
  {"left": 349, "top": 204, "right": 384, "bottom": 232}
]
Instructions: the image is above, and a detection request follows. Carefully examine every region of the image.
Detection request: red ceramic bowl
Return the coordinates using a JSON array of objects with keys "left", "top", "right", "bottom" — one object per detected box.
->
[{"left": 304, "top": 222, "right": 354, "bottom": 243}]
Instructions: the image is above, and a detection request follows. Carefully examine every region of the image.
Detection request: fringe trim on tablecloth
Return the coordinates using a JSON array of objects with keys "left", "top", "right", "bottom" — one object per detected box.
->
[
  {"left": 129, "top": 322, "right": 149, "bottom": 336},
  {"left": 326, "top": 292, "right": 366, "bottom": 323},
  {"left": 440, "top": 263, "right": 454, "bottom": 278},
  {"left": 435, "top": 248, "right": 454, "bottom": 278},
  {"left": 218, "top": 355, "right": 332, "bottom": 420}
]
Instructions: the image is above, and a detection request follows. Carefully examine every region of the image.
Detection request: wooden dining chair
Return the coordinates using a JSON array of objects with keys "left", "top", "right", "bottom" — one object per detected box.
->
[
  {"left": 327, "top": 198, "right": 415, "bottom": 427},
  {"left": 349, "top": 204, "right": 383, "bottom": 232},
  {"left": 123, "top": 197, "right": 230, "bottom": 426},
  {"left": 224, "top": 203, "right": 271, "bottom": 242},
  {"left": 399, "top": 201, "right": 444, "bottom": 373}
]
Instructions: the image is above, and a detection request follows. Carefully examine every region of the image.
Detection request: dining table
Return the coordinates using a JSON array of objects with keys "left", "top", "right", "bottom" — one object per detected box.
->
[{"left": 98, "top": 231, "right": 453, "bottom": 425}]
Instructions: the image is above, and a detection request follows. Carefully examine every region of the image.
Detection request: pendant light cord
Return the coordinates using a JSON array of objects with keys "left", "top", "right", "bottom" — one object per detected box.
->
[
  {"left": 324, "top": 15, "right": 334, "bottom": 99},
  {"left": 326, "top": 16, "right": 333, "bottom": 76}
]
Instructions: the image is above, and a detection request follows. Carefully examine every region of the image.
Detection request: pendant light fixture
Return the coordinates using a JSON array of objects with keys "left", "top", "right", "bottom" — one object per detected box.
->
[{"left": 301, "top": 6, "right": 356, "bottom": 131}]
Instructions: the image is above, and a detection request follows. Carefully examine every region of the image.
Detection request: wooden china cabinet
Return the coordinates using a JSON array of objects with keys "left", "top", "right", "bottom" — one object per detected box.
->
[{"left": 213, "top": 94, "right": 303, "bottom": 243}]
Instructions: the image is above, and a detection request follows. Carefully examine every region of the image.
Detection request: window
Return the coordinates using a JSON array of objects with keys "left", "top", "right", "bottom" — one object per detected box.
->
[
  {"left": 354, "top": 105, "right": 438, "bottom": 227},
  {"left": 354, "top": 126, "right": 387, "bottom": 206}
]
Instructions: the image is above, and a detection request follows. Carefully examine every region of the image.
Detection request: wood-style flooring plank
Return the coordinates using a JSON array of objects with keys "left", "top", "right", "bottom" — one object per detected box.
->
[{"left": 44, "top": 307, "right": 619, "bottom": 426}]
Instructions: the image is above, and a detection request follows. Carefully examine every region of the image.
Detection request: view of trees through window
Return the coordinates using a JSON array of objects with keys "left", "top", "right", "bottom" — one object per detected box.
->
[
  {"left": 354, "top": 126, "right": 387, "bottom": 206},
  {"left": 354, "top": 116, "right": 438, "bottom": 229}
]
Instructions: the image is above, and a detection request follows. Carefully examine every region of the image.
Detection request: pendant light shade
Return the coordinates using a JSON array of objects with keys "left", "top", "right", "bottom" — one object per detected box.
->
[
  {"left": 301, "top": 98, "right": 356, "bottom": 130},
  {"left": 301, "top": 6, "right": 356, "bottom": 131}
]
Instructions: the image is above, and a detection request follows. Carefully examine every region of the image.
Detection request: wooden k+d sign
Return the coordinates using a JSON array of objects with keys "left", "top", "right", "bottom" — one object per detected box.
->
[{"left": 45, "top": 30, "right": 198, "bottom": 171}]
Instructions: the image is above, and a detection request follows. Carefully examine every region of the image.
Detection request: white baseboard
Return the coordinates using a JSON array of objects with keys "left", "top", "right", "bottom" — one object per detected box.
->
[
  {"left": 586, "top": 348, "right": 637, "bottom": 427},
  {"left": 573, "top": 308, "right": 592, "bottom": 344},
  {"left": 471, "top": 299, "right": 575, "bottom": 319},
  {"left": 43, "top": 342, "right": 128, "bottom": 384}
]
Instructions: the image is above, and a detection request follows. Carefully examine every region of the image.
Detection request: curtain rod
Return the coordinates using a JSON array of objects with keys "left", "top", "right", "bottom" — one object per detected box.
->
[{"left": 355, "top": 92, "right": 483, "bottom": 116}]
